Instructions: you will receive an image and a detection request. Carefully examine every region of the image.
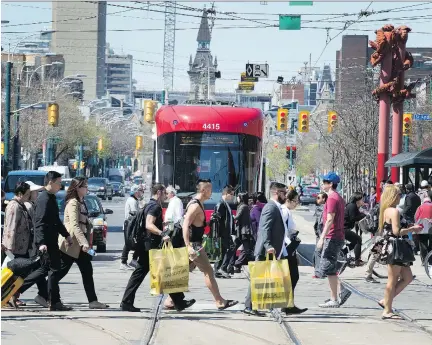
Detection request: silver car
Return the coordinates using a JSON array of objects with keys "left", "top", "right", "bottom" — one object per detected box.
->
[{"left": 300, "top": 186, "right": 320, "bottom": 205}]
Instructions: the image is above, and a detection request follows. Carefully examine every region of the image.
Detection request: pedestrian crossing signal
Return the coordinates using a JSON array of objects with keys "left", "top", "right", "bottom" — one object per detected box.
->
[
  {"left": 298, "top": 111, "right": 310, "bottom": 133},
  {"left": 277, "top": 108, "right": 288, "bottom": 131},
  {"left": 403, "top": 113, "right": 413, "bottom": 136}
]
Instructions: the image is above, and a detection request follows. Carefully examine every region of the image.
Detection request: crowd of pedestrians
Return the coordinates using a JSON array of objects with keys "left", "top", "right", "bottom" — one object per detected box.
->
[{"left": 2, "top": 171, "right": 431, "bottom": 321}]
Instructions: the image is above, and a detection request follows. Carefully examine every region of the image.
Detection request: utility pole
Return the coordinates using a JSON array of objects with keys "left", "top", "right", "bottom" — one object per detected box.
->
[
  {"left": 4, "top": 61, "right": 13, "bottom": 172},
  {"left": 13, "top": 75, "right": 21, "bottom": 170}
]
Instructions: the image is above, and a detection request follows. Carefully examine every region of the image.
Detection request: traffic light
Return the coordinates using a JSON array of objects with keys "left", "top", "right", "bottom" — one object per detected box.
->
[
  {"left": 135, "top": 135, "right": 143, "bottom": 150},
  {"left": 72, "top": 161, "right": 78, "bottom": 170},
  {"left": 47, "top": 103, "right": 59, "bottom": 127},
  {"left": 143, "top": 100, "right": 157, "bottom": 123},
  {"left": 277, "top": 108, "right": 288, "bottom": 131},
  {"left": 97, "top": 138, "right": 103, "bottom": 152},
  {"left": 1, "top": 142, "right": 4, "bottom": 156},
  {"left": 80, "top": 161, "right": 85, "bottom": 169},
  {"left": 403, "top": 113, "right": 413, "bottom": 136},
  {"left": 328, "top": 111, "right": 338, "bottom": 133},
  {"left": 286, "top": 146, "right": 297, "bottom": 159},
  {"left": 298, "top": 111, "right": 310, "bottom": 133}
]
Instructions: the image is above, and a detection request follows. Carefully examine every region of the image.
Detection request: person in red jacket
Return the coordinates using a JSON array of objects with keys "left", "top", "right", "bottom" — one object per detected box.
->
[{"left": 414, "top": 190, "right": 432, "bottom": 264}]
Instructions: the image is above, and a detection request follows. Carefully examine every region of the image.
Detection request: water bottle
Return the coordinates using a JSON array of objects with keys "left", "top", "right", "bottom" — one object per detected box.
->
[{"left": 87, "top": 249, "right": 97, "bottom": 257}]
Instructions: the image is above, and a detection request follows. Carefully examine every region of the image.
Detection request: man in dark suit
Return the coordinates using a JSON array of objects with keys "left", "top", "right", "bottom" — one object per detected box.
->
[
  {"left": 214, "top": 185, "right": 235, "bottom": 278},
  {"left": 244, "top": 182, "right": 306, "bottom": 316}
]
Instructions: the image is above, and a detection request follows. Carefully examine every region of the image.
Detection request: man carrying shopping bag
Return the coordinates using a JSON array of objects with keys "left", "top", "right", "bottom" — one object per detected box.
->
[
  {"left": 120, "top": 184, "right": 195, "bottom": 312},
  {"left": 244, "top": 182, "right": 307, "bottom": 316}
]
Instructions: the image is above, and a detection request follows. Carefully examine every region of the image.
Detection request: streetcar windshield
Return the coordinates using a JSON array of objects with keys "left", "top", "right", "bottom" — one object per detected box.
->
[{"left": 156, "top": 132, "right": 261, "bottom": 202}]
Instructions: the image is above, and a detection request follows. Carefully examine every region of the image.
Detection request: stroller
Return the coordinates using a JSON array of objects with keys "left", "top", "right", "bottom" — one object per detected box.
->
[{"left": 1, "top": 253, "right": 43, "bottom": 308}]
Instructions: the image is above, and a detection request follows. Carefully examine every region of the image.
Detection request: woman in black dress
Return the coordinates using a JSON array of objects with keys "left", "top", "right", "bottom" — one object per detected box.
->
[{"left": 371, "top": 185, "right": 423, "bottom": 320}]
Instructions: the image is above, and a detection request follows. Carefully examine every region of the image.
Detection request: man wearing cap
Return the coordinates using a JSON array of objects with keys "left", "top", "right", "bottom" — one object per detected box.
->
[
  {"left": 418, "top": 180, "right": 430, "bottom": 204},
  {"left": 120, "top": 186, "right": 143, "bottom": 270},
  {"left": 317, "top": 172, "right": 352, "bottom": 308}
]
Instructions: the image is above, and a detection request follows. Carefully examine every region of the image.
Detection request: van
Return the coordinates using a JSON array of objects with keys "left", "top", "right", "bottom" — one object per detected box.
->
[
  {"left": 3, "top": 170, "right": 47, "bottom": 201},
  {"left": 38, "top": 165, "right": 71, "bottom": 179}
]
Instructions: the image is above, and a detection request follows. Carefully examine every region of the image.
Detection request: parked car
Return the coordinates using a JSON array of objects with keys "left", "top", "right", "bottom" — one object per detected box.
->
[
  {"left": 61, "top": 178, "right": 72, "bottom": 192},
  {"left": 111, "top": 182, "right": 125, "bottom": 197},
  {"left": 87, "top": 177, "right": 113, "bottom": 200},
  {"left": 3, "top": 170, "right": 46, "bottom": 201},
  {"left": 300, "top": 186, "right": 321, "bottom": 205},
  {"left": 57, "top": 193, "right": 113, "bottom": 253}
]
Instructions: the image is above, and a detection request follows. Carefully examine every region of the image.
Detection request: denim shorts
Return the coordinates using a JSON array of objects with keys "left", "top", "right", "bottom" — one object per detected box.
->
[{"left": 319, "top": 238, "right": 345, "bottom": 276}]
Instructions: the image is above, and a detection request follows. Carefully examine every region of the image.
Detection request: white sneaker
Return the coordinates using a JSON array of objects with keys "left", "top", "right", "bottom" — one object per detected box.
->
[
  {"left": 129, "top": 259, "right": 138, "bottom": 268},
  {"left": 120, "top": 263, "right": 134, "bottom": 270},
  {"left": 319, "top": 299, "right": 340, "bottom": 308}
]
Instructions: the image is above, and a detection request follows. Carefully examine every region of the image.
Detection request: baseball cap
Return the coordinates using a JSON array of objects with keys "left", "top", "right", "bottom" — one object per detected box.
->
[
  {"left": 321, "top": 172, "right": 341, "bottom": 184},
  {"left": 420, "top": 180, "right": 429, "bottom": 188},
  {"left": 25, "top": 181, "right": 44, "bottom": 192},
  {"left": 130, "top": 185, "right": 144, "bottom": 195}
]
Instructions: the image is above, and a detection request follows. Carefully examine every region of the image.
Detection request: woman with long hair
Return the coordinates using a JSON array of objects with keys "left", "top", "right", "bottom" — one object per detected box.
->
[
  {"left": 250, "top": 192, "right": 267, "bottom": 242},
  {"left": 344, "top": 191, "right": 366, "bottom": 266},
  {"left": 371, "top": 185, "right": 423, "bottom": 319},
  {"left": 280, "top": 189, "right": 307, "bottom": 314},
  {"left": 233, "top": 192, "right": 253, "bottom": 270},
  {"left": 58, "top": 177, "right": 109, "bottom": 309}
]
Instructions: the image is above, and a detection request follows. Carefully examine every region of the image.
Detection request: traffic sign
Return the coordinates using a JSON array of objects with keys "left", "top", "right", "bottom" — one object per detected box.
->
[
  {"left": 20, "top": 103, "right": 47, "bottom": 110},
  {"left": 245, "top": 63, "right": 269, "bottom": 78},
  {"left": 238, "top": 82, "right": 255, "bottom": 91},
  {"left": 413, "top": 114, "right": 431, "bottom": 121},
  {"left": 240, "top": 72, "right": 258, "bottom": 82}
]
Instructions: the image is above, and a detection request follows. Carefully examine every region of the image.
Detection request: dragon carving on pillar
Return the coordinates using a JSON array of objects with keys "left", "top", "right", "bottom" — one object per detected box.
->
[{"left": 369, "top": 24, "right": 416, "bottom": 103}]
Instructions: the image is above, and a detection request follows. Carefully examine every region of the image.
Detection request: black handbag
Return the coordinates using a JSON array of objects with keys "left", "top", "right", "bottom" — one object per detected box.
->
[{"left": 391, "top": 237, "right": 415, "bottom": 264}]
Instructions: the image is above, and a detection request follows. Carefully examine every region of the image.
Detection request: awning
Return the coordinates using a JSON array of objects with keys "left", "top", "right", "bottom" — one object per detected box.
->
[{"left": 385, "top": 147, "right": 432, "bottom": 168}]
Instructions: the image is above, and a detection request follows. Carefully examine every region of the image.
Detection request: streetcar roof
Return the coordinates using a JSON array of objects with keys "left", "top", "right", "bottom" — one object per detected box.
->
[{"left": 155, "top": 105, "right": 264, "bottom": 137}]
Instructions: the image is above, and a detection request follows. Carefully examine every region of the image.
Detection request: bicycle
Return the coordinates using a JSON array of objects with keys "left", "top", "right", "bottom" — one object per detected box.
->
[{"left": 336, "top": 233, "right": 387, "bottom": 278}]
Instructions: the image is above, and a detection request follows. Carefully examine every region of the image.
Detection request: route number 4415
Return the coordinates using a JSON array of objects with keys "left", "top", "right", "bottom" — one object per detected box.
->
[{"left": 202, "top": 123, "right": 220, "bottom": 130}]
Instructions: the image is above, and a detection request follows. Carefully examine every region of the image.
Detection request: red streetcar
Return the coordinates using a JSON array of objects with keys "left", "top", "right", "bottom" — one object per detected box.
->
[{"left": 152, "top": 104, "right": 265, "bottom": 228}]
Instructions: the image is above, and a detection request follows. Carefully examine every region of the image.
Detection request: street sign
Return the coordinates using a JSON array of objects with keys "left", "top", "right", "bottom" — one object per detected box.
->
[
  {"left": 240, "top": 72, "right": 258, "bottom": 82},
  {"left": 245, "top": 63, "right": 269, "bottom": 78},
  {"left": 279, "top": 15, "right": 301, "bottom": 30},
  {"left": 20, "top": 103, "right": 46, "bottom": 110},
  {"left": 238, "top": 82, "right": 255, "bottom": 91},
  {"left": 413, "top": 114, "right": 431, "bottom": 121},
  {"left": 289, "top": 1, "right": 313, "bottom": 5}
]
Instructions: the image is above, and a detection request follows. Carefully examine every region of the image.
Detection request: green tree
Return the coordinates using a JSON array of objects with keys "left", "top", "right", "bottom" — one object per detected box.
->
[{"left": 266, "top": 144, "right": 290, "bottom": 183}]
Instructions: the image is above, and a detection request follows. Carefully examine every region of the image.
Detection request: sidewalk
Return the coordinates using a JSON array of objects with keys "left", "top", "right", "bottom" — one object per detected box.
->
[{"left": 1, "top": 212, "right": 431, "bottom": 344}]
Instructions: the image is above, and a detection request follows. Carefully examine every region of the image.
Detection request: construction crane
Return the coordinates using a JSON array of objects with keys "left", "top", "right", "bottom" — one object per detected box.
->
[{"left": 163, "top": 2, "right": 176, "bottom": 92}]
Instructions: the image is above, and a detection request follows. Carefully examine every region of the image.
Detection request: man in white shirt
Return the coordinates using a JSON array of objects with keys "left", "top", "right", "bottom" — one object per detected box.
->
[
  {"left": 164, "top": 185, "right": 184, "bottom": 224},
  {"left": 120, "top": 186, "right": 143, "bottom": 270}
]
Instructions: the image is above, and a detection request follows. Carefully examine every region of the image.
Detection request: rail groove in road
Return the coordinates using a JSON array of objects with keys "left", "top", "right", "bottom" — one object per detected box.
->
[{"left": 296, "top": 251, "right": 432, "bottom": 338}]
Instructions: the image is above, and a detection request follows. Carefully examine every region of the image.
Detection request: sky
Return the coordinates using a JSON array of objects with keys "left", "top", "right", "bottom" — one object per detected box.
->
[{"left": 1, "top": 1, "right": 432, "bottom": 94}]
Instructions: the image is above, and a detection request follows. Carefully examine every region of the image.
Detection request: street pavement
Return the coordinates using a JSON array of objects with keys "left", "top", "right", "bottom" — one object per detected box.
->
[{"left": 1, "top": 200, "right": 431, "bottom": 344}]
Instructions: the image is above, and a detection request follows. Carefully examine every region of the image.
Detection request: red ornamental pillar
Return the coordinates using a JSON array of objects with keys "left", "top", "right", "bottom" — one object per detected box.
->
[
  {"left": 377, "top": 53, "right": 392, "bottom": 201},
  {"left": 391, "top": 26, "right": 410, "bottom": 182}
]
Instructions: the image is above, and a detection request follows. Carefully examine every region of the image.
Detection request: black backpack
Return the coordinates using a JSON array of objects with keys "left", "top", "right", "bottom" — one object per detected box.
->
[
  {"left": 170, "top": 199, "right": 205, "bottom": 248},
  {"left": 126, "top": 203, "right": 150, "bottom": 250}
]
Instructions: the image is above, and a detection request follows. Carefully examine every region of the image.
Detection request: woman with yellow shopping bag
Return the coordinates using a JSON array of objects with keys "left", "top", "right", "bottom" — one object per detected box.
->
[{"left": 244, "top": 182, "right": 307, "bottom": 316}]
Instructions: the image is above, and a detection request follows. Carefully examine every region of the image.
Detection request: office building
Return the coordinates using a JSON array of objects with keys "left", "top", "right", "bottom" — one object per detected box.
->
[
  {"left": 105, "top": 44, "right": 134, "bottom": 102},
  {"left": 51, "top": 1, "right": 107, "bottom": 101}
]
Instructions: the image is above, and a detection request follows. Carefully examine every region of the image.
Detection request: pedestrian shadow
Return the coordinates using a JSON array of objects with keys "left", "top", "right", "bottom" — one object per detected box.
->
[{"left": 92, "top": 254, "right": 118, "bottom": 262}]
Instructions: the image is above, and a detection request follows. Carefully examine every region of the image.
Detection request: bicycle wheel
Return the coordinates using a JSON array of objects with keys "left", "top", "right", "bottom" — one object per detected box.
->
[
  {"left": 369, "top": 252, "right": 388, "bottom": 279},
  {"left": 336, "top": 249, "right": 348, "bottom": 276},
  {"left": 424, "top": 250, "right": 432, "bottom": 280}
]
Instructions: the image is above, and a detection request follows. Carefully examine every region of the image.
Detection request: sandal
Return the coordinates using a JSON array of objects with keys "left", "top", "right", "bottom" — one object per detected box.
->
[
  {"left": 217, "top": 300, "right": 238, "bottom": 311},
  {"left": 164, "top": 305, "right": 175, "bottom": 310},
  {"left": 382, "top": 313, "right": 402, "bottom": 320}
]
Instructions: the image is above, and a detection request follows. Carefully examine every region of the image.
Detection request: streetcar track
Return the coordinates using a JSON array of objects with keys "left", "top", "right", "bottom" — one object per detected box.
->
[
  {"left": 1, "top": 307, "right": 132, "bottom": 344},
  {"left": 140, "top": 295, "right": 164, "bottom": 345},
  {"left": 296, "top": 251, "right": 432, "bottom": 338},
  {"left": 243, "top": 269, "right": 303, "bottom": 345}
]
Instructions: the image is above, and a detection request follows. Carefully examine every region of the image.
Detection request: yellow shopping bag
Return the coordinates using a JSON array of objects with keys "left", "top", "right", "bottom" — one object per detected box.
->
[
  {"left": 249, "top": 254, "right": 294, "bottom": 310},
  {"left": 149, "top": 242, "right": 189, "bottom": 295}
]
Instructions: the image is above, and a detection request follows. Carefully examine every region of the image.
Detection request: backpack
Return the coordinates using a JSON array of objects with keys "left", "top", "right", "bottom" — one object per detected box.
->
[
  {"left": 358, "top": 204, "right": 379, "bottom": 235},
  {"left": 125, "top": 203, "right": 150, "bottom": 250},
  {"left": 170, "top": 199, "right": 205, "bottom": 248}
]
